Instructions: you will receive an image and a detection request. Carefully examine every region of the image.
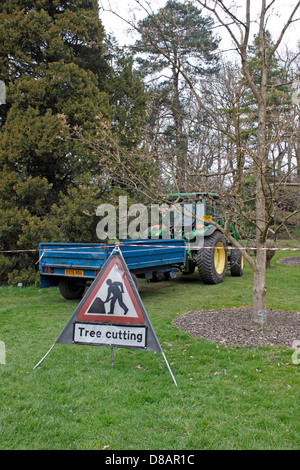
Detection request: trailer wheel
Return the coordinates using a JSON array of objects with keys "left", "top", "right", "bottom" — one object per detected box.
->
[
  {"left": 59, "top": 278, "right": 86, "bottom": 300},
  {"left": 150, "top": 272, "right": 165, "bottom": 282},
  {"left": 196, "top": 231, "right": 228, "bottom": 284},
  {"left": 230, "top": 246, "right": 244, "bottom": 277},
  {"left": 130, "top": 272, "right": 139, "bottom": 291}
]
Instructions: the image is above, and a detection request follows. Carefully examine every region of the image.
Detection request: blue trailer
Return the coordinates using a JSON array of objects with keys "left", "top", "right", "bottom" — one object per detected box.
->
[{"left": 39, "top": 239, "right": 186, "bottom": 300}]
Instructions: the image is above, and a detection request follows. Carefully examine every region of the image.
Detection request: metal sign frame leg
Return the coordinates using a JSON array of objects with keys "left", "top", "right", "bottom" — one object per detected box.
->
[
  {"left": 111, "top": 347, "right": 115, "bottom": 367},
  {"left": 33, "top": 343, "right": 56, "bottom": 369},
  {"left": 162, "top": 351, "right": 177, "bottom": 387}
]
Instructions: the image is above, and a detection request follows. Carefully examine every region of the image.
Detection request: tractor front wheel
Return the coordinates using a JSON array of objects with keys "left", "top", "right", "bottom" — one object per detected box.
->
[{"left": 196, "top": 231, "right": 228, "bottom": 284}]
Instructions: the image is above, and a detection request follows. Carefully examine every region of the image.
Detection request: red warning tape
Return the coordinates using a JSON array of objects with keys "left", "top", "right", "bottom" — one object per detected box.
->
[
  {"left": 0, "top": 248, "right": 38, "bottom": 253},
  {"left": 0, "top": 244, "right": 299, "bottom": 254}
]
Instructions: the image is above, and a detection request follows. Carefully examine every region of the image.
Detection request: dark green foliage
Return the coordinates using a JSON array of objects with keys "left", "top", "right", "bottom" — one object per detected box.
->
[
  {"left": 105, "top": 39, "right": 148, "bottom": 150},
  {"left": 241, "top": 32, "right": 291, "bottom": 142},
  {"left": 0, "top": 1, "right": 148, "bottom": 285},
  {"left": 109, "top": 55, "right": 148, "bottom": 149},
  {"left": 0, "top": 0, "right": 105, "bottom": 84},
  {"left": 133, "top": 0, "right": 219, "bottom": 79}
]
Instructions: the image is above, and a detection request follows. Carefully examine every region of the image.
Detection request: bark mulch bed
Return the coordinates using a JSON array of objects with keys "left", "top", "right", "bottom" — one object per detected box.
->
[
  {"left": 276, "top": 256, "right": 300, "bottom": 266},
  {"left": 173, "top": 307, "right": 300, "bottom": 347}
]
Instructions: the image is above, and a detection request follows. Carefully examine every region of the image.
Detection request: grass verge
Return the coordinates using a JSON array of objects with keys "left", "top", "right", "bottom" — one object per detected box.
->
[{"left": 0, "top": 242, "right": 299, "bottom": 449}]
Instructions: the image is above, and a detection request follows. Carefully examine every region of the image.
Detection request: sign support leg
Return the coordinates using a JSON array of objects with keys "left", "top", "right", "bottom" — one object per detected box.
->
[
  {"left": 33, "top": 343, "right": 56, "bottom": 369},
  {"left": 111, "top": 347, "right": 114, "bottom": 368},
  {"left": 161, "top": 351, "right": 177, "bottom": 387}
]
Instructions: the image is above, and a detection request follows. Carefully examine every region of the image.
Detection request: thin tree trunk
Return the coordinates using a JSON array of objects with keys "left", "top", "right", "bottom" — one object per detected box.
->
[
  {"left": 251, "top": 5, "right": 269, "bottom": 316},
  {"left": 253, "top": 171, "right": 267, "bottom": 316},
  {"left": 296, "top": 118, "right": 300, "bottom": 182},
  {"left": 253, "top": 250, "right": 267, "bottom": 316},
  {"left": 172, "top": 68, "right": 186, "bottom": 192}
]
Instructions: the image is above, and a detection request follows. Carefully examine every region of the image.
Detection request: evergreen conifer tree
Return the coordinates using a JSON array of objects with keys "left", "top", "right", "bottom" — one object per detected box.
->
[
  {"left": 0, "top": 1, "right": 148, "bottom": 284},
  {"left": 132, "top": 0, "right": 219, "bottom": 190}
]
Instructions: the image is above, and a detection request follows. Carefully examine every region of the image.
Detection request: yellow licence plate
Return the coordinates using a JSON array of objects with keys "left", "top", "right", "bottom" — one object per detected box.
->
[
  {"left": 203, "top": 215, "right": 212, "bottom": 221},
  {"left": 65, "top": 269, "right": 84, "bottom": 276}
]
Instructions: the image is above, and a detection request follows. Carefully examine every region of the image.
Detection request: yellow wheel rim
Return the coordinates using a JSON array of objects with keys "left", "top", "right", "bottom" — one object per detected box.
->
[{"left": 214, "top": 242, "right": 226, "bottom": 274}]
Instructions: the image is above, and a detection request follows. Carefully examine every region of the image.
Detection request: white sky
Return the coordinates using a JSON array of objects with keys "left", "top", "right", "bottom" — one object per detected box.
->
[{"left": 98, "top": 0, "right": 300, "bottom": 57}]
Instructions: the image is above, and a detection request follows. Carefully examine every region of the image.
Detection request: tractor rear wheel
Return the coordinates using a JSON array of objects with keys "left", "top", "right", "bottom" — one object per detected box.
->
[{"left": 196, "top": 231, "right": 228, "bottom": 284}]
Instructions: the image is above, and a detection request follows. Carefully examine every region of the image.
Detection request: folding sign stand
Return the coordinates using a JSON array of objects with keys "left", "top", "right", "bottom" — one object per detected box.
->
[{"left": 34, "top": 246, "right": 177, "bottom": 386}]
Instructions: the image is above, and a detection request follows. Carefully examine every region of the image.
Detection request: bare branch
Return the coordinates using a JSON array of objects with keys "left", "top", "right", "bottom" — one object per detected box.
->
[{"left": 268, "top": 0, "right": 300, "bottom": 60}]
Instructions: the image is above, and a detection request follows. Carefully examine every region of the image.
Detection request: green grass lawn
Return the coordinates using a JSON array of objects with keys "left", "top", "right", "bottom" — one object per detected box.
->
[{"left": 0, "top": 243, "right": 299, "bottom": 450}]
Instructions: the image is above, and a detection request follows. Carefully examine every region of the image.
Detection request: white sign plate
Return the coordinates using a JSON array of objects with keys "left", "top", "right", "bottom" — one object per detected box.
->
[{"left": 73, "top": 323, "right": 146, "bottom": 348}]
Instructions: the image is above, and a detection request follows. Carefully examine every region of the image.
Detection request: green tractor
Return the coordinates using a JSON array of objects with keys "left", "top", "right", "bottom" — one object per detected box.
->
[{"left": 148, "top": 192, "right": 244, "bottom": 284}]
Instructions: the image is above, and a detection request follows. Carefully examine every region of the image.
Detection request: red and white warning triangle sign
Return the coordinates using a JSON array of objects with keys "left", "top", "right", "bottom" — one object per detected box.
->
[
  {"left": 76, "top": 255, "right": 145, "bottom": 325},
  {"left": 34, "top": 247, "right": 177, "bottom": 386},
  {"left": 53, "top": 248, "right": 163, "bottom": 353}
]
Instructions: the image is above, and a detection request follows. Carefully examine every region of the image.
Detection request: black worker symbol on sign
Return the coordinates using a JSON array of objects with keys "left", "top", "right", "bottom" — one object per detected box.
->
[{"left": 88, "top": 279, "right": 129, "bottom": 315}]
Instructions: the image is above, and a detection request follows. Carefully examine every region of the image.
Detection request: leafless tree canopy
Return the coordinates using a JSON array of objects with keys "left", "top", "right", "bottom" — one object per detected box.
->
[{"left": 99, "top": 0, "right": 300, "bottom": 315}]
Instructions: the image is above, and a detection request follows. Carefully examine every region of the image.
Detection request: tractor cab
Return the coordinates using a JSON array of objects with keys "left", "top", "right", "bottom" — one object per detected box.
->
[
  {"left": 148, "top": 192, "right": 221, "bottom": 240},
  {"left": 164, "top": 191, "right": 220, "bottom": 227},
  {"left": 147, "top": 192, "right": 244, "bottom": 284}
]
